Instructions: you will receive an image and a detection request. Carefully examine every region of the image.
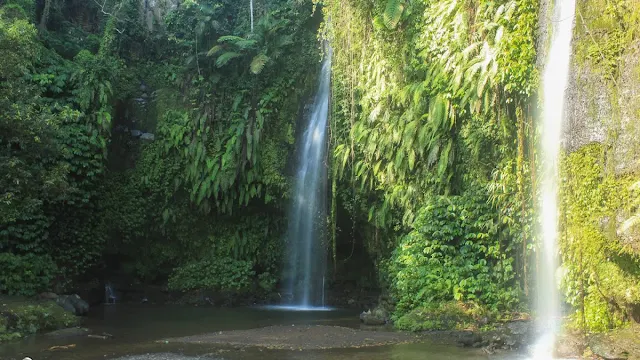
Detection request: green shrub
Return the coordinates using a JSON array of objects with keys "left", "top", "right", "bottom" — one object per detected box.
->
[
  {"left": 257, "top": 272, "right": 277, "bottom": 292},
  {"left": 0, "top": 253, "right": 57, "bottom": 296},
  {"left": 0, "top": 4, "right": 27, "bottom": 20},
  {"left": 168, "top": 258, "right": 255, "bottom": 292},
  {"left": 388, "top": 193, "right": 520, "bottom": 318}
]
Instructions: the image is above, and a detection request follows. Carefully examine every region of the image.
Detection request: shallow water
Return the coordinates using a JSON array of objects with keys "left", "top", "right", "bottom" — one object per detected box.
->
[{"left": 0, "top": 305, "right": 523, "bottom": 360}]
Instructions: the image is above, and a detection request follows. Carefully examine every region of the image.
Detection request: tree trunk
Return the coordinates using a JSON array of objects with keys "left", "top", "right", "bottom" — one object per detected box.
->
[{"left": 39, "top": 0, "right": 52, "bottom": 30}]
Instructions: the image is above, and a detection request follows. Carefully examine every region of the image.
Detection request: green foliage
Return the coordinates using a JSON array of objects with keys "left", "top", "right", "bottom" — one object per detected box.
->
[
  {"left": 319, "top": 0, "right": 538, "bottom": 324},
  {"left": 258, "top": 272, "right": 277, "bottom": 292},
  {"left": 559, "top": 144, "right": 640, "bottom": 332},
  {"left": 388, "top": 193, "right": 520, "bottom": 316},
  {"left": 0, "top": 9, "right": 38, "bottom": 78},
  {"left": 207, "top": 13, "right": 296, "bottom": 75},
  {"left": 168, "top": 258, "right": 255, "bottom": 292},
  {"left": 0, "top": 3, "right": 112, "bottom": 289},
  {"left": 0, "top": 253, "right": 57, "bottom": 296},
  {"left": 324, "top": 0, "right": 538, "bottom": 230},
  {"left": 620, "top": 180, "right": 640, "bottom": 233},
  {"left": 0, "top": 3, "right": 27, "bottom": 20},
  {"left": 1, "top": 0, "right": 34, "bottom": 20},
  {"left": 382, "top": 0, "right": 405, "bottom": 29}
]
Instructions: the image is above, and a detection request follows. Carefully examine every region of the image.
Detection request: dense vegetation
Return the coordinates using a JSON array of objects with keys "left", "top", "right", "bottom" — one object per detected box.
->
[
  {"left": 1, "top": 0, "right": 319, "bottom": 297},
  {"left": 0, "top": 0, "right": 638, "bottom": 338},
  {"left": 322, "top": 0, "right": 537, "bottom": 327}
]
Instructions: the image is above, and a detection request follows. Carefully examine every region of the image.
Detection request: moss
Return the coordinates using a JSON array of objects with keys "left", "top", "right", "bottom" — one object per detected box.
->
[
  {"left": 574, "top": 0, "right": 640, "bottom": 80},
  {"left": 0, "top": 296, "right": 79, "bottom": 342},
  {"left": 394, "top": 301, "right": 491, "bottom": 331},
  {"left": 559, "top": 144, "right": 640, "bottom": 332}
]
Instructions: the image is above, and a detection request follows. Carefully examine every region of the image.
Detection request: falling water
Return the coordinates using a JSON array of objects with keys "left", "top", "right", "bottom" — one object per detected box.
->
[
  {"left": 250, "top": 0, "right": 254, "bottom": 32},
  {"left": 534, "top": 0, "right": 576, "bottom": 357},
  {"left": 105, "top": 283, "right": 116, "bottom": 305},
  {"left": 283, "top": 46, "right": 332, "bottom": 310}
]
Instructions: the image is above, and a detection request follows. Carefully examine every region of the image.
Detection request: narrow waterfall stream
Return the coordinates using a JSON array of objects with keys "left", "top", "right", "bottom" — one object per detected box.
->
[
  {"left": 282, "top": 48, "right": 332, "bottom": 310},
  {"left": 250, "top": 0, "right": 254, "bottom": 32},
  {"left": 534, "top": 0, "right": 576, "bottom": 357}
]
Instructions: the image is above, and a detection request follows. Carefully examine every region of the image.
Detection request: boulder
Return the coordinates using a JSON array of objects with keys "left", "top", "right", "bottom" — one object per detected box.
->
[
  {"left": 588, "top": 328, "right": 640, "bottom": 360},
  {"left": 56, "top": 294, "right": 89, "bottom": 316},
  {"left": 359, "top": 307, "right": 388, "bottom": 326},
  {"left": 555, "top": 333, "right": 586, "bottom": 359},
  {"left": 140, "top": 133, "right": 155, "bottom": 141}
]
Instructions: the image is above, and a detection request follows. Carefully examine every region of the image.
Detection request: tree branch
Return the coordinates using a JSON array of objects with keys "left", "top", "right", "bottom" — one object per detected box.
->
[{"left": 93, "top": 0, "right": 129, "bottom": 34}]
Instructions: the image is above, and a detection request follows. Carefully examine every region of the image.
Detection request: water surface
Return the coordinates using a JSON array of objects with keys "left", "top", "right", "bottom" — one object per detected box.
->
[{"left": 0, "top": 305, "right": 522, "bottom": 360}]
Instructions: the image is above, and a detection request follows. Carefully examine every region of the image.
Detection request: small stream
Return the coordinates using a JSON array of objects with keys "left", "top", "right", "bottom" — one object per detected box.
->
[{"left": 0, "top": 305, "right": 523, "bottom": 360}]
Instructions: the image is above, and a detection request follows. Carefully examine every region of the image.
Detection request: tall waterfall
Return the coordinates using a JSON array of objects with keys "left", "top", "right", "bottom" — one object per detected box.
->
[
  {"left": 534, "top": 0, "right": 576, "bottom": 357},
  {"left": 283, "top": 48, "right": 332, "bottom": 309},
  {"left": 250, "top": 0, "right": 254, "bottom": 32}
]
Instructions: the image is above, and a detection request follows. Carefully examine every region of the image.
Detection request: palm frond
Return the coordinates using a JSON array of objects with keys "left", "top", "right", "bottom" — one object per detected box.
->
[
  {"left": 233, "top": 39, "right": 258, "bottom": 50},
  {"left": 383, "top": 0, "right": 405, "bottom": 29},
  {"left": 217, "top": 35, "right": 246, "bottom": 43},
  {"left": 207, "top": 45, "right": 224, "bottom": 57},
  {"left": 250, "top": 53, "right": 269, "bottom": 74},
  {"left": 215, "top": 52, "right": 243, "bottom": 67}
]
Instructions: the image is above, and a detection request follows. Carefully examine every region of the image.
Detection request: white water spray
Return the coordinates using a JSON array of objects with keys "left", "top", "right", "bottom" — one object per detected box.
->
[{"left": 534, "top": 0, "right": 576, "bottom": 357}]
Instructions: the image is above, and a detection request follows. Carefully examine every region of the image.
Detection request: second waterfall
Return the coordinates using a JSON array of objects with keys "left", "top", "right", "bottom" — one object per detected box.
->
[{"left": 282, "top": 47, "right": 332, "bottom": 309}]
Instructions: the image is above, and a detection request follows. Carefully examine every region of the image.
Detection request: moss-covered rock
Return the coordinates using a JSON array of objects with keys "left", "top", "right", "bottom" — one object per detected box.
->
[
  {"left": 393, "top": 302, "right": 490, "bottom": 331},
  {"left": 588, "top": 325, "right": 640, "bottom": 360},
  {"left": 0, "top": 296, "right": 79, "bottom": 342}
]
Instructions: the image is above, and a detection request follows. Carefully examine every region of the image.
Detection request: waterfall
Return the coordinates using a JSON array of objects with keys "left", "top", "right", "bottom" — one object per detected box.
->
[
  {"left": 534, "top": 0, "right": 576, "bottom": 357},
  {"left": 250, "top": 0, "right": 254, "bottom": 32},
  {"left": 105, "top": 283, "right": 116, "bottom": 304},
  {"left": 283, "top": 47, "right": 332, "bottom": 310}
]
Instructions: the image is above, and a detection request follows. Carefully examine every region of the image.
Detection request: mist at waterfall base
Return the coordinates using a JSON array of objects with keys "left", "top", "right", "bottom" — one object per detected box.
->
[
  {"left": 272, "top": 48, "right": 332, "bottom": 312},
  {"left": 532, "top": 0, "right": 576, "bottom": 358}
]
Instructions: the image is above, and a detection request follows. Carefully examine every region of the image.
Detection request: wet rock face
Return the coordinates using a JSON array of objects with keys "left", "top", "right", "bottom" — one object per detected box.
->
[
  {"left": 564, "top": 39, "right": 640, "bottom": 175},
  {"left": 141, "top": 0, "right": 180, "bottom": 31},
  {"left": 587, "top": 326, "right": 640, "bottom": 360},
  {"left": 590, "top": 335, "right": 630, "bottom": 360},
  {"left": 484, "top": 320, "right": 535, "bottom": 350},
  {"left": 555, "top": 333, "right": 586, "bottom": 358}
]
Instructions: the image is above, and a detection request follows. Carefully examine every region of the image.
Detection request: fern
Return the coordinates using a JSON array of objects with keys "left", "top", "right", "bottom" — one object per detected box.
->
[
  {"left": 383, "top": 0, "right": 405, "bottom": 29},
  {"left": 250, "top": 53, "right": 269, "bottom": 74}
]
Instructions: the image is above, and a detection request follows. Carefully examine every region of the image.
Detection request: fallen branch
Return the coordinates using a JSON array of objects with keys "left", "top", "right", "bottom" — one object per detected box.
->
[{"left": 48, "top": 344, "right": 76, "bottom": 351}]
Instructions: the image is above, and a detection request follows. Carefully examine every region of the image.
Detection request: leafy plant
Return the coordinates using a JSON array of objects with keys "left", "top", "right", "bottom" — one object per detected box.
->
[
  {"left": 388, "top": 193, "right": 520, "bottom": 316},
  {"left": 0, "top": 253, "right": 58, "bottom": 296},
  {"left": 208, "top": 14, "right": 295, "bottom": 75},
  {"left": 168, "top": 258, "right": 255, "bottom": 292}
]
